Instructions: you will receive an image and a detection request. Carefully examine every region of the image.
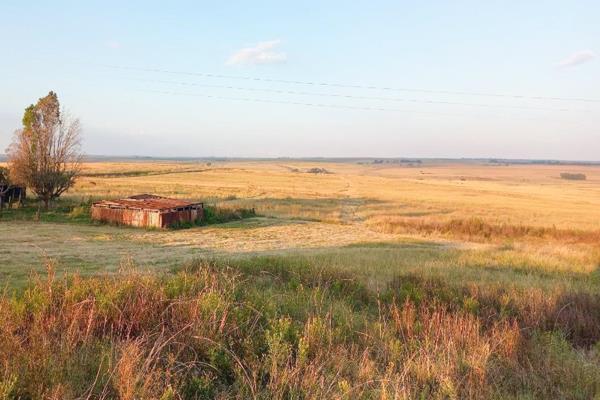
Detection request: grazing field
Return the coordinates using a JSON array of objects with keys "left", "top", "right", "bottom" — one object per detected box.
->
[{"left": 1, "top": 160, "right": 600, "bottom": 398}]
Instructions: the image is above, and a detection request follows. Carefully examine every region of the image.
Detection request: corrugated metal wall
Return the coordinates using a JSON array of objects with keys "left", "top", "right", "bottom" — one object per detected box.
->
[
  {"left": 91, "top": 206, "right": 203, "bottom": 228},
  {"left": 159, "top": 209, "right": 202, "bottom": 227}
]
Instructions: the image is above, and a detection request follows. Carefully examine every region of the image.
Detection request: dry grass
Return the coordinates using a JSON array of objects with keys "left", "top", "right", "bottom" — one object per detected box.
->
[
  {"left": 2, "top": 160, "right": 600, "bottom": 291},
  {"left": 66, "top": 161, "right": 600, "bottom": 231},
  {"left": 2, "top": 260, "right": 599, "bottom": 399},
  {"left": 2, "top": 160, "right": 600, "bottom": 398},
  {"left": 369, "top": 216, "right": 600, "bottom": 243}
]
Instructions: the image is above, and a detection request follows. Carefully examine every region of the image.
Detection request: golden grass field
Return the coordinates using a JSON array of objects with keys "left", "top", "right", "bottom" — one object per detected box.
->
[
  {"left": 2, "top": 160, "right": 599, "bottom": 283},
  {"left": 73, "top": 160, "right": 600, "bottom": 229},
  {"left": 2, "top": 160, "right": 600, "bottom": 398}
]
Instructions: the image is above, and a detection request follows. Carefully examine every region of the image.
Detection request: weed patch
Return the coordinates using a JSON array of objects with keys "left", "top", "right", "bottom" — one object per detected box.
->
[{"left": 2, "top": 260, "right": 599, "bottom": 398}]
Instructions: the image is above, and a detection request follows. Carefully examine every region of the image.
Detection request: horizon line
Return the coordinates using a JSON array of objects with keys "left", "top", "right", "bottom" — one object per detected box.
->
[{"left": 2, "top": 154, "right": 599, "bottom": 165}]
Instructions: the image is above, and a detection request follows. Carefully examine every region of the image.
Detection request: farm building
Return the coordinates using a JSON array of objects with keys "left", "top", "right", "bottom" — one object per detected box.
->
[{"left": 91, "top": 194, "right": 203, "bottom": 228}]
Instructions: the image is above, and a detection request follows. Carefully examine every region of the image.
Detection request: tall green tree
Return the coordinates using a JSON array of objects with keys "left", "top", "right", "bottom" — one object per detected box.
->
[{"left": 7, "top": 91, "right": 82, "bottom": 209}]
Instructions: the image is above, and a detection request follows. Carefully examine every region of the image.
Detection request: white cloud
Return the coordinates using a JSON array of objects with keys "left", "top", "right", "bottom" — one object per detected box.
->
[
  {"left": 227, "top": 40, "right": 287, "bottom": 66},
  {"left": 104, "top": 40, "right": 122, "bottom": 49},
  {"left": 558, "top": 50, "right": 596, "bottom": 68}
]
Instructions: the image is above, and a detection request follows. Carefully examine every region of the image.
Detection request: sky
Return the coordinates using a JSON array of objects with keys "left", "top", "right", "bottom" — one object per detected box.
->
[{"left": 0, "top": 1, "right": 598, "bottom": 160}]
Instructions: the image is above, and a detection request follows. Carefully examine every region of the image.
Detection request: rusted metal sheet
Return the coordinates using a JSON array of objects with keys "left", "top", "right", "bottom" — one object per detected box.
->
[
  {"left": 91, "top": 195, "right": 204, "bottom": 228},
  {"left": 127, "top": 194, "right": 163, "bottom": 200},
  {"left": 93, "top": 198, "right": 200, "bottom": 211},
  {"left": 159, "top": 208, "right": 202, "bottom": 227}
]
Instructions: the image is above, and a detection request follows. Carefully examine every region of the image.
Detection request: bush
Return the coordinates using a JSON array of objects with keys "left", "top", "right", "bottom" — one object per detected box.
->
[
  {"left": 306, "top": 167, "right": 331, "bottom": 174},
  {"left": 169, "top": 206, "right": 257, "bottom": 228},
  {"left": 201, "top": 205, "right": 257, "bottom": 225},
  {"left": 560, "top": 173, "right": 586, "bottom": 181}
]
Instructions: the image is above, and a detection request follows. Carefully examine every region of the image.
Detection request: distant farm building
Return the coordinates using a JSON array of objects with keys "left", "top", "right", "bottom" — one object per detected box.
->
[{"left": 91, "top": 194, "right": 203, "bottom": 228}]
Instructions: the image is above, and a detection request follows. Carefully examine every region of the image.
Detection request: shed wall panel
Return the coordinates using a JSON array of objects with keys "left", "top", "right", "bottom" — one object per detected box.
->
[
  {"left": 91, "top": 203, "right": 203, "bottom": 229},
  {"left": 91, "top": 207, "right": 162, "bottom": 228},
  {"left": 159, "top": 208, "right": 203, "bottom": 228}
]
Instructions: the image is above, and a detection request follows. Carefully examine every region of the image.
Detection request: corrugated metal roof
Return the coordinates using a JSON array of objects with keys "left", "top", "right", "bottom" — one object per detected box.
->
[
  {"left": 127, "top": 193, "right": 164, "bottom": 200},
  {"left": 92, "top": 195, "right": 202, "bottom": 211}
]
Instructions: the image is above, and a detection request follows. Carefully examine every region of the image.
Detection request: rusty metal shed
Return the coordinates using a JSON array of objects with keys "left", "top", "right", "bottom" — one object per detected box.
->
[{"left": 91, "top": 194, "right": 203, "bottom": 228}]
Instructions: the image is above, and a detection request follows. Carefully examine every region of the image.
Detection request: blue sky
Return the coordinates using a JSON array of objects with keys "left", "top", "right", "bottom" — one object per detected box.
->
[{"left": 0, "top": 1, "right": 598, "bottom": 159}]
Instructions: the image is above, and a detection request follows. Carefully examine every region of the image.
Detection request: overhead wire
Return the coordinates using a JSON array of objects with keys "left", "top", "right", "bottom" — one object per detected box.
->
[
  {"left": 135, "top": 88, "right": 559, "bottom": 119},
  {"left": 123, "top": 77, "right": 585, "bottom": 113},
  {"left": 99, "top": 64, "right": 600, "bottom": 104}
]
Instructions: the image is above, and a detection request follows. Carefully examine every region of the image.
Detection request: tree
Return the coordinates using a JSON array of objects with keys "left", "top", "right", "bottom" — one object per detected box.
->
[{"left": 6, "top": 91, "right": 82, "bottom": 209}]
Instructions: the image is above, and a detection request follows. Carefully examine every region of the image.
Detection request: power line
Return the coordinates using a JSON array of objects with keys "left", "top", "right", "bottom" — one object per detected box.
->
[
  {"left": 137, "top": 89, "right": 459, "bottom": 114},
  {"left": 100, "top": 64, "right": 600, "bottom": 104},
  {"left": 124, "top": 77, "right": 580, "bottom": 113},
  {"left": 136, "top": 88, "right": 548, "bottom": 119}
]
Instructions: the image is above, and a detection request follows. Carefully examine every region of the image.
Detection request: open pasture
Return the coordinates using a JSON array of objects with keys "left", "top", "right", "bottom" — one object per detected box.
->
[
  {"left": 72, "top": 160, "right": 600, "bottom": 229},
  {"left": 2, "top": 160, "right": 600, "bottom": 285},
  {"left": 1, "top": 160, "right": 600, "bottom": 398}
]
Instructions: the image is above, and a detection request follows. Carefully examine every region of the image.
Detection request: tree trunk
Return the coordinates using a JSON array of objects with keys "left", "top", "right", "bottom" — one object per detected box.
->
[{"left": 43, "top": 197, "right": 49, "bottom": 210}]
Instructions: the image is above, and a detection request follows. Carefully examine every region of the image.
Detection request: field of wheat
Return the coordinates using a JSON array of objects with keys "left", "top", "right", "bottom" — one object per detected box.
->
[{"left": 1, "top": 160, "right": 600, "bottom": 398}]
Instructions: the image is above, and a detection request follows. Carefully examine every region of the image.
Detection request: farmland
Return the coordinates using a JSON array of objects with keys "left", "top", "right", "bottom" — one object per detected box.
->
[{"left": 1, "top": 160, "right": 600, "bottom": 398}]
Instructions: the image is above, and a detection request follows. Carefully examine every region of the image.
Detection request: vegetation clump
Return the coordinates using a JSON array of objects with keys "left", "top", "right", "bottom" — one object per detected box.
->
[
  {"left": 201, "top": 205, "right": 257, "bottom": 224},
  {"left": 168, "top": 205, "right": 257, "bottom": 229},
  {"left": 0, "top": 198, "right": 93, "bottom": 224},
  {"left": 305, "top": 167, "right": 331, "bottom": 174},
  {"left": 1, "top": 259, "right": 599, "bottom": 399},
  {"left": 372, "top": 217, "right": 600, "bottom": 243},
  {"left": 560, "top": 172, "right": 587, "bottom": 181}
]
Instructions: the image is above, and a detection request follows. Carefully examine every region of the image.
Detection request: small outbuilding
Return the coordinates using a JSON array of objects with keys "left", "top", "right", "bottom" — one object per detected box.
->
[{"left": 91, "top": 194, "right": 203, "bottom": 228}]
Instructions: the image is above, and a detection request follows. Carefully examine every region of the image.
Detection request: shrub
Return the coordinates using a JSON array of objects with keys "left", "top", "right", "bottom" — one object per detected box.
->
[
  {"left": 560, "top": 173, "right": 586, "bottom": 181},
  {"left": 200, "top": 205, "right": 257, "bottom": 225},
  {"left": 306, "top": 167, "right": 331, "bottom": 174},
  {"left": 168, "top": 206, "right": 257, "bottom": 229}
]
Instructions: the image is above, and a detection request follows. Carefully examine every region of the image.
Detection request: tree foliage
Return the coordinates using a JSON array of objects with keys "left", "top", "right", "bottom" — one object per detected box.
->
[
  {"left": 0, "top": 166, "right": 9, "bottom": 186},
  {"left": 6, "top": 91, "right": 82, "bottom": 208}
]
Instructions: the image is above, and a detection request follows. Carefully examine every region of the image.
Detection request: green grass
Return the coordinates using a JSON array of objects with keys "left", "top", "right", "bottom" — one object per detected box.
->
[
  {"left": 199, "top": 205, "right": 257, "bottom": 225},
  {"left": 166, "top": 205, "right": 257, "bottom": 229},
  {"left": 1, "top": 257, "right": 599, "bottom": 399},
  {"left": 2, "top": 220, "right": 597, "bottom": 293},
  {"left": 218, "top": 243, "right": 598, "bottom": 293},
  {"left": 0, "top": 198, "right": 257, "bottom": 229},
  {"left": 0, "top": 199, "right": 94, "bottom": 225}
]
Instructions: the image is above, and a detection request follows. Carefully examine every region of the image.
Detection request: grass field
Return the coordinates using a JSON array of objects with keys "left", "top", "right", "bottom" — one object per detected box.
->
[{"left": 1, "top": 160, "right": 600, "bottom": 398}]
